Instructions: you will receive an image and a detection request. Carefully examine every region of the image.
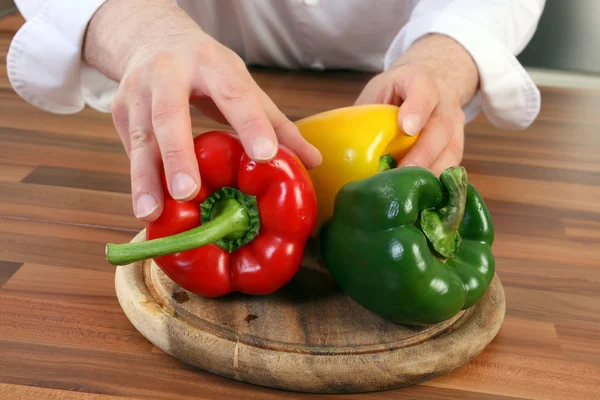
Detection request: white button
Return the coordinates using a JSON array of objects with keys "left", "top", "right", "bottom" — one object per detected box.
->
[
  {"left": 310, "top": 59, "right": 325, "bottom": 70},
  {"left": 303, "top": 0, "right": 320, "bottom": 5}
]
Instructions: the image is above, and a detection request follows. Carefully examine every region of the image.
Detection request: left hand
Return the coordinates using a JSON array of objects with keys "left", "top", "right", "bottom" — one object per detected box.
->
[{"left": 355, "top": 34, "right": 480, "bottom": 176}]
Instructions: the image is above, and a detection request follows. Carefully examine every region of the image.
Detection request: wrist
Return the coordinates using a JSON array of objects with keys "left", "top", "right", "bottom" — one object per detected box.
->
[
  {"left": 83, "top": 0, "right": 203, "bottom": 81},
  {"left": 392, "top": 34, "right": 480, "bottom": 106}
]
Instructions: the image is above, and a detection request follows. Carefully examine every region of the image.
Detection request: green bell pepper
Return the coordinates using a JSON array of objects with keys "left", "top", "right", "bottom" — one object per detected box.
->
[{"left": 318, "top": 165, "right": 495, "bottom": 325}]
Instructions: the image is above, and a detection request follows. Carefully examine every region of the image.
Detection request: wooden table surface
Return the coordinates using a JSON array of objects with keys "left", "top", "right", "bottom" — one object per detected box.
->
[{"left": 1, "top": 14, "right": 599, "bottom": 400}]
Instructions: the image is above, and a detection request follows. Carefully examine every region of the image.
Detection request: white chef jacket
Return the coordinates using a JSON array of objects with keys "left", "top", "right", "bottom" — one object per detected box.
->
[{"left": 7, "top": 0, "right": 545, "bottom": 130}]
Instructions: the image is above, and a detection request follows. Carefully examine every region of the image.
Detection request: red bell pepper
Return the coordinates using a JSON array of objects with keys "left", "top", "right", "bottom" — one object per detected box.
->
[{"left": 106, "top": 130, "right": 318, "bottom": 297}]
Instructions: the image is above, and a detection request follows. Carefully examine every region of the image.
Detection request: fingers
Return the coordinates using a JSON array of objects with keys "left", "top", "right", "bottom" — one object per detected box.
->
[
  {"left": 253, "top": 87, "right": 322, "bottom": 169},
  {"left": 191, "top": 59, "right": 322, "bottom": 169},
  {"left": 111, "top": 92, "right": 131, "bottom": 157},
  {"left": 399, "top": 93, "right": 459, "bottom": 170},
  {"left": 202, "top": 67, "right": 279, "bottom": 163},
  {"left": 354, "top": 74, "right": 391, "bottom": 105},
  {"left": 429, "top": 114, "right": 465, "bottom": 176},
  {"left": 113, "top": 71, "right": 170, "bottom": 221},
  {"left": 396, "top": 73, "right": 440, "bottom": 136},
  {"left": 128, "top": 97, "right": 164, "bottom": 221},
  {"left": 354, "top": 68, "right": 440, "bottom": 138},
  {"left": 151, "top": 73, "right": 201, "bottom": 202},
  {"left": 117, "top": 40, "right": 309, "bottom": 223},
  {"left": 355, "top": 65, "right": 465, "bottom": 173}
]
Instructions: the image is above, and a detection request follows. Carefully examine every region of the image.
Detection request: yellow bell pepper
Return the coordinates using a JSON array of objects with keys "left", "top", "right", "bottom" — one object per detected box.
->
[{"left": 294, "top": 104, "right": 419, "bottom": 231}]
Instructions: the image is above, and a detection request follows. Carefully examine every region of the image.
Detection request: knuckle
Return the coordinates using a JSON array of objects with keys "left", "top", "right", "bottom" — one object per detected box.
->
[
  {"left": 424, "top": 79, "right": 441, "bottom": 102},
  {"left": 448, "top": 88, "right": 461, "bottom": 108},
  {"left": 413, "top": 145, "right": 438, "bottom": 167},
  {"left": 456, "top": 129, "right": 466, "bottom": 151},
  {"left": 390, "top": 63, "right": 410, "bottom": 79},
  {"left": 147, "top": 51, "right": 176, "bottom": 73},
  {"left": 456, "top": 139, "right": 465, "bottom": 157},
  {"left": 110, "top": 98, "right": 121, "bottom": 116},
  {"left": 192, "top": 41, "right": 221, "bottom": 66},
  {"left": 408, "top": 69, "right": 438, "bottom": 95},
  {"left": 218, "top": 80, "right": 250, "bottom": 104},
  {"left": 123, "top": 69, "right": 143, "bottom": 96},
  {"left": 448, "top": 133, "right": 464, "bottom": 154},
  {"left": 219, "top": 45, "right": 244, "bottom": 65},
  {"left": 447, "top": 143, "right": 464, "bottom": 165},
  {"left": 219, "top": 46, "right": 247, "bottom": 72},
  {"left": 131, "top": 168, "right": 151, "bottom": 184},
  {"left": 434, "top": 114, "right": 456, "bottom": 141},
  {"left": 152, "top": 100, "right": 181, "bottom": 130},
  {"left": 129, "top": 130, "right": 153, "bottom": 151},
  {"left": 111, "top": 99, "right": 128, "bottom": 128},
  {"left": 422, "top": 95, "right": 438, "bottom": 114},
  {"left": 371, "top": 71, "right": 389, "bottom": 86},
  {"left": 238, "top": 114, "right": 264, "bottom": 134},
  {"left": 412, "top": 65, "right": 436, "bottom": 85},
  {"left": 432, "top": 83, "right": 441, "bottom": 102},
  {"left": 423, "top": 144, "right": 438, "bottom": 163},
  {"left": 162, "top": 147, "right": 187, "bottom": 165},
  {"left": 230, "top": 54, "right": 247, "bottom": 71}
]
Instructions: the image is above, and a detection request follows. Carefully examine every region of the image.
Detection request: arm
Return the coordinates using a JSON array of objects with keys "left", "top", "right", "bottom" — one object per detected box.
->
[
  {"left": 8, "top": 0, "right": 108, "bottom": 113},
  {"left": 385, "top": 0, "right": 546, "bottom": 129},
  {"left": 9, "top": 0, "right": 321, "bottom": 222},
  {"left": 82, "top": 0, "right": 201, "bottom": 82},
  {"left": 357, "top": 0, "right": 545, "bottom": 175}
]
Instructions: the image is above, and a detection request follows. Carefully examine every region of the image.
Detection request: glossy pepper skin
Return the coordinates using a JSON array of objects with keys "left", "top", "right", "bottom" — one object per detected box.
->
[
  {"left": 318, "top": 165, "right": 495, "bottom": 325},
  {"left": 295, "top": 104, "right": 418, "bottom": 231},
  {"left": 107, "top": 130, "right": 317, "bottom": 297}
]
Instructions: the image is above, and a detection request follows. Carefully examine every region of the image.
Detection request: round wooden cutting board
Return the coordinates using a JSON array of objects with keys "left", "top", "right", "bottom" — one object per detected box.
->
[{"left": 114, "top": 230, "right": 505, "bottom": 394}]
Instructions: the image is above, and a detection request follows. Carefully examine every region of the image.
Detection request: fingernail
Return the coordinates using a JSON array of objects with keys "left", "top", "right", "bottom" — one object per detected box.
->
[
  {"left": 171, "top": 173, "right": 198, "bottom": 200},
  {"left": 314, "top": 154, "right": 323, "bottom": 166},
  {"left": 251, "top": 137, "right": 277, "bottom": 160},
  {"left": 311, "top": 144, "right": 323, "bottom": 165},
  {"left": 402, "top": 114, "right": 421, "bottom": 136},
  {"left": 135, "top": 194, "right": 158, "bottom": 218}
]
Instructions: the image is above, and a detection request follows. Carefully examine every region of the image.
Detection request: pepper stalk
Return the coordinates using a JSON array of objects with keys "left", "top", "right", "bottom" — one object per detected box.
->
[
  {"left": 419, "top": 166, "right": 468, "bottom": 258},
  {"left": 105, "top": 187, "right": 260, "bottom": 265}
]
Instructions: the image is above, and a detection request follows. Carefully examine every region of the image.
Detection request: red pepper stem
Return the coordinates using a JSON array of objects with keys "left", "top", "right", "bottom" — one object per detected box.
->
[{"left": 105, "top": 187, "right": 260, "bottom": 266}]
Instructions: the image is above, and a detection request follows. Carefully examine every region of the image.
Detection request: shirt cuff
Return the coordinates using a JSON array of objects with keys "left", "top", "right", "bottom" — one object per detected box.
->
[
  {"left": 7, "top": 0, "right": 114, "bottom": 114},
  {"left": 384, "top": 11, "right": 541, "bottom": 130}
]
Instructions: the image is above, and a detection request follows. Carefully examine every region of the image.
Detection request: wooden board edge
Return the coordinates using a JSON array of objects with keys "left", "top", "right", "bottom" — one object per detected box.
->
[{"left": 114, "top": 230, "right": 506, "bottom": 394}]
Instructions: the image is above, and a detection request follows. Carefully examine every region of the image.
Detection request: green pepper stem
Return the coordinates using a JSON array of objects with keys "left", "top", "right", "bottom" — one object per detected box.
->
[
  {"left": 105, "top": 188, "right": 260, "bottom": 266},
  {"left": 419, "top": 166, "right": 468, "bottom": 258},
  {"left": 378, "top": 154, "right": 398, "bottom": 172}
]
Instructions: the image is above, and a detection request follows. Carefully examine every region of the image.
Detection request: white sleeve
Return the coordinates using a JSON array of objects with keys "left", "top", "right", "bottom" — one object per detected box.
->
[
  {"left": 384, "top": 0, "right": 546, "bottom": 130},
  {"left": 7, "top": 0, "right": 118, "bottom": 114}
]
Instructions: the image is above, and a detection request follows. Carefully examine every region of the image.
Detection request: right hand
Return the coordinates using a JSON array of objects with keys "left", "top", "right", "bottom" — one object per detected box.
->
[{"left": 100, "top": 5, "right": 322, "bottom": 221}]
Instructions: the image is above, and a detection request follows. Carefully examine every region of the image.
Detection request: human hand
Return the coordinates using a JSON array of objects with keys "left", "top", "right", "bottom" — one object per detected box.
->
[
  {"left": 355, "top": 34, "right": 480, "bottom": 176},
  {"left": 84, "top": 0, "right": 321, "bottom": 221}
]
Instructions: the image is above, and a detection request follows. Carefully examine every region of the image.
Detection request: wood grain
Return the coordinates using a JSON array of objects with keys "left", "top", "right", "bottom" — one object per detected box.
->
[
  {"left": 0, "top": 163, "right": 35, "bottom": 182},
  {"left": 144, "top": 240, "right": 471, "bottom": 354},
  {"left": 1, "top": 12, "right": 599, "bottom": 399},
  {"left": 22, "top": 166, "right": 131, "bottom": 194},
  {"left": 0, "top": 383, "right": 136, "bottom": 400},
  {"left": 112, "top": 233, "right": 504, "bottom": 393},
  {"left": 0, "top": 260, "right": 21, "bottom": 287}
]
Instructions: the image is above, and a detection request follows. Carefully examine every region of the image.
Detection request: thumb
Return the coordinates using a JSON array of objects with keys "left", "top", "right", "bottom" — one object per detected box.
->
[
  {"left": 355, "top": 71, "right": 440, "bottom": 137},
  {"left": 396, "top": 74, "right": 440, "bottom": 136}
]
